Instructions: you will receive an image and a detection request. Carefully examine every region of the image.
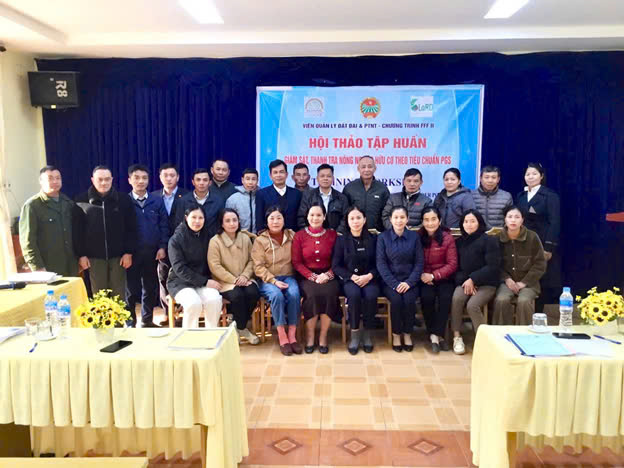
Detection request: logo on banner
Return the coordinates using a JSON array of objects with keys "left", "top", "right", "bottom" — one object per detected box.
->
[
  {"left": 304, "top": 97, "right": 325, "bottom": 118},
  {"left": 410, "top": 96, "right": 434, "bottom": 117},
  {"left": 360, "top": 97, "right": 381, "bottom": 118}
]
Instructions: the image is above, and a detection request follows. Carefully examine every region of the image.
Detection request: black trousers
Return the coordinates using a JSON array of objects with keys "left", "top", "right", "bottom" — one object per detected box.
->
[
  {"left": 383, "top": 284, "right": 419, "bottom": 334},
  {"left": 420, "top": 279, "right": 454, "bottom": 337},
  {"left": 125, "top": 250, "right": 159, "bottom": 326},
  {"left": 343, "top": 280, "right": 379, "bottom": 329},
  {"left": 221, "top": 284, "right": 260, "bottom": 330},
  {"left": 157, "top": 257, "right": 171, "bottom": 310}
]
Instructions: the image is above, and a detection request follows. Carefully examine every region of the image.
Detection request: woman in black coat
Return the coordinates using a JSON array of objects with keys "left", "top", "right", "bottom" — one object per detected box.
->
[
  {"left": 515, "top": 163, "right": 561, "bottom": 312},
  {"left": 450, "top": 209, "right": 501, "bottom": 355},
  {"left": 332, "top": 206, "right": 379, "bottom": 355}
]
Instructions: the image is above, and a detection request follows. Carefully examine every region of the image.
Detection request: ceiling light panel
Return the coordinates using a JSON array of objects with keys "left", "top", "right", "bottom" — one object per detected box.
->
[
  {"left": 179, "top": 0, "right": 224, "bottom": 24},
  {"left": 484, "top": 0, "right": 530, "bottom": 19}
]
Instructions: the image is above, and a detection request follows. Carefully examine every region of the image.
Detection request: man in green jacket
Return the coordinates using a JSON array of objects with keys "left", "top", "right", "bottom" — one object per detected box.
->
[{"left": 19, "top": 165, "right": 79, "bottom": 276}]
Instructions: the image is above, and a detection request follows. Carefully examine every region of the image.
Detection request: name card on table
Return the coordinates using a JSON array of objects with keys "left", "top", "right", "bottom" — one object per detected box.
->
[{"left": 168, "top": 329, "right": 228, "bottom": 350}]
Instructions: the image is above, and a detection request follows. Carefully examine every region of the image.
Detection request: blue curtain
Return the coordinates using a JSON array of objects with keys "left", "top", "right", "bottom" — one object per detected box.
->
[{"left": 36, "top": 53, "right": 624, "bottom": 291}]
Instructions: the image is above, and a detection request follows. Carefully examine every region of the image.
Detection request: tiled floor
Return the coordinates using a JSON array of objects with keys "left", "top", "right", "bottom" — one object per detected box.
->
[{"left": 142, "top": 308, "right": 622, "bottom": 466}]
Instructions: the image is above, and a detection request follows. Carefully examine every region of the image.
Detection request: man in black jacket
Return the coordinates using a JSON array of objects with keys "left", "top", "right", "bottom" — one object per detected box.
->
[
  {"left": 74, "top": 165, "right": 138, "bottom": 299},
  {"left": 382, "top": 168, "right": 432, "bottom": 230},
  {"left": 343, "top": 156, "right": 390, "bottom": 231},
  {"left": 210, "top": 159, "right": 237, "bottom": 200},
  {"left": 297, "top": 164, "right": 348, "bottom": 232}
]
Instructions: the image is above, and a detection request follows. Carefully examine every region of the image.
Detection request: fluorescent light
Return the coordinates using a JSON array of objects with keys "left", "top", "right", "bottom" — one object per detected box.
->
[
  {"left": 179, "top": 0, "right": 224, "bottom": 24},
  {"left": 484, "top": 0, "right": 530, "bottom": 19}
]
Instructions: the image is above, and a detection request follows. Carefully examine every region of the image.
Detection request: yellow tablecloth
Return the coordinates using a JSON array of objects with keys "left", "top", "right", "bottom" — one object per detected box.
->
[
  {"left": 0, "top": 325, "right": 248, "bottom": 468},
  {"left": 0, "top": 457, "right": 148, "bottom": 467},
  {"left": 0, "top": 278, "right": 88, "bottom": 327},
  {"left": 471, "top": 325, "right": 624, "bottom": 468}
]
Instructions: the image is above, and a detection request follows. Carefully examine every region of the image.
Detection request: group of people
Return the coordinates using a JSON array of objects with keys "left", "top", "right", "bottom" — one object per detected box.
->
[{"left": 19, "top": 156, "right": 560, "bottom": 356}]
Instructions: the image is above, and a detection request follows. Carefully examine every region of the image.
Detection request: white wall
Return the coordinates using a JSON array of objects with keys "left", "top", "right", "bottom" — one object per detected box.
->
[{"left": 0, "top": 50, "right": 47, "bottom": 220}]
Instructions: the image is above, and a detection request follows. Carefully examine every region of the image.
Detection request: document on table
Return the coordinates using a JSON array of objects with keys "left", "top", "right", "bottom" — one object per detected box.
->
[
  {"left": 559, "top": 338, "right": 615, "bottom": 358},
  {"left": 505, "top": 333, "right": 575, "bottom": 357},
  {"left": 0, "top": 327, "right": 25, "bottom": 344},
  {"left": 168, "top": 329, "right": 228, "bottom": 350}
]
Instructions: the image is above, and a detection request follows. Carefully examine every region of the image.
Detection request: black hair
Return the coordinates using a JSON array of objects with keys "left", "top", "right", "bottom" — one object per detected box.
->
[
  {"left": 269, "top": 159, "right": 287, "bottom": 172},
  {"left": 389, "top": 205, "right": 408, "bottom": 218},
  {"left": 92, "top": 165, "right": 111, "bottom": 175},
  {"left": 293, "top": 162, "right": 309, "bottom": 172},
  {"left": 419, "top": 206, "right": 445, "bottom": 247},
  {"left": 503, "top": 204, "right": 524, "bottom": 219},
  {"left": 317, "top": 164, "right": 334, "bottom": 174},
  {"left": 264, "top": 204, "right": 285, "bottom": 229},
  {"left": 358, "top": 155, "right": 374, "bottom": 164},
  {"left": 242, "top": 168, "right": 259, "bottom": 177},
  {"left": 158, "top": 162, "right": 178, "bottom": 174},
  {"left": 403, "top": 168, "right": 423, "bottom": 179},
  {"left": 39, "top": 165, "right": 59, "bottom": 175},
  {"left": 192, "top": 167, "right": 211, "bottom": 178},
  {"left": 480, "top": 165, "right": 501, "bottom": 176},
  {"left": 443, "top": 167, "right": 461, "bottom": 180},
  {"left": 128, "top": 163, "right": 149, "bottom": 176},
  {"left": 184, "top": 204, "right": 204, "bottom": 218},
  {"left": 217, "top": 208, "right": 241, "bottom": 235},
  {"left": 525, "top": 162, "right": 546, "bottom": 185},
  {"left": 305, "top": 203, "right": 328, "bottom": 228},
  {"left": 211, "top": 159, "right": 229, "bottom": 168},
  {"left": 459, "top": 209, "right": 487, "bottom": 237},
  {"left": 344, "top": 205, "right": 367, "bottom": 231}
]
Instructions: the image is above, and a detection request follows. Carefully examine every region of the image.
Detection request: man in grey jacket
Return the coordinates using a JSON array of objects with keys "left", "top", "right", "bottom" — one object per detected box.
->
[
  {"left": 225, "top": 168, "right": 258, "bottom": 233},
  {"left": 382, "top": 168, "right": 432, "bottom": 230},
  {"left": 472, "top": 165, "right": 513, "bottom": 228}
]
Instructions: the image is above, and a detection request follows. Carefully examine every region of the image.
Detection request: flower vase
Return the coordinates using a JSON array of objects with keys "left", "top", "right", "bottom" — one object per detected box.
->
[
  {"left": 593, "top": 319, "right": 619, "bottom": 336},
  {"left": 93, "top": 327, "right": 115, "bottom": 344},
  {"left": 618, "top": 317, "right": 624, "bottom": 335}
]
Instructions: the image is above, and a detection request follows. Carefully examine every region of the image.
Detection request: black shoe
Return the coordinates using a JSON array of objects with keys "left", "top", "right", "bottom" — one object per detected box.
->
[
  {"left": 439, "top": 340, "right": 450, "bottom": 352},
  {"left": 142, "top": 321, "right": 159, "bottom": 328},
  {"left": 304, "top": 345, "right": 316, "bottom": 354},
  {"left": 363, "top": 344, "right": 374, "bottom": 353},
  {"left": 348, "top": 345, "right": 359, "bottom": 355},
  {"left": 319, "top": 345, "right": 329, "bottom": 354},
  {"left": 431, "top": 342, "right": 440, "bottom": 354},
  {"left": 402, "top": 343, "right": 414, "bottom": 352},
  {"left": 392, "top": 345, "right": 403, "bottom": 353}
]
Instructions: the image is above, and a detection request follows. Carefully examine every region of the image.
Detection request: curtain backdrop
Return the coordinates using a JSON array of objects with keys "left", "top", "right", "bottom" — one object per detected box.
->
[{"left": 36, "top": 53, "right": 624, "bottom": 291}]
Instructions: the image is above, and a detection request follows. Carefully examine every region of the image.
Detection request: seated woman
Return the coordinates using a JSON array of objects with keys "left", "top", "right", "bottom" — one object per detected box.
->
[
  {"left": 208, "top": 208, "right": 260, "bottom": 344},
  {"left": 493, "top": 205, "right": 547, "bottom": 325},
  {"left": 251, "top": 205, "right": 302, "bottom": 356},
  {"left": 377, "top": 206, "right": 424, "bottom": 352},
  {"left": 167, "top": 205, "right": 223, "bottom": 328},
  {"left": 450, "top": 209, "right": 501, "bottom": 355},
  {"left": 332, "top": 206, "right": 379, "bottom": 355},
  {"left": 419, "top": 206, "right": 458, "bottom": 353},
  {"left": 291, "top": 203, "right": 340, "bottom": 354},
  {"left": 433, "top": 168, "right": 476, "bottom": 228}
]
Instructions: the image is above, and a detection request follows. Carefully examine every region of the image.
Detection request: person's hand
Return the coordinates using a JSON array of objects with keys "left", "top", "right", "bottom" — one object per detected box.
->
[
  {"left": 120, "top": 254, "right": 132, "bottom": 269},
  {"left": 316, "top": 273, "right": 329, "bottom": 284},
  {"left": 275, "top": 280, "right": 289, "bottom": 289},
  {"left": 544, "top": 251, "right": 552, "bottom": 261},
  {"left": 207, "top": 279, "right": 222, "bottom": 291},
  {"left": 244, "top": 279, "right": 253, "bottom": 287},
  {"left": 396, "top": 282, "right": 410, "bottom": 294},
  {"left": 505, "top": 277, "right": 520, "bottom": 294},
  {"left": 516, "top": 281, "right": 527, "bottom": 290},
  {"left": 235, "top": 275, "right": 249, "bottom": 287},
  {"left": 155, "top": 248, "right": 166, "bottom": 261},
  {"left": 78, "top": 256, "right": 91, "bottom": 271},
  {"left": 462, "top": 278, "right": 476, "bottom": 296},
  {"left": 421, "top": 272, "right": 434, "bottom": 285},
  {"left": 358, "top": 273, "right": 373, "bottom": 287}
]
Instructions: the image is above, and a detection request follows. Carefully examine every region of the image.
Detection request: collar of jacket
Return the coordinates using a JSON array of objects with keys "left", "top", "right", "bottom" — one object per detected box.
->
[
  {"left": 315, "top": 187, "right": 336, "bottom": 198},
  {"left": 88, "top": 185, "right": 118, "bottom": 204},
  {"left": 438, "top": 185, "right": 470, "bottom": 199},
  {"left": 402, "top": 188, "right": 421, "bottom": 200},
  {"left": 478, "top": 185, "right": 499, "bottom": 196},
  {"left": 235, "top": 185, "right": 257, "bottom": 196},
  {"left": 499, "top": 225, "right": 528, "bottom": 243},
  {"left": 39, "top": 191, "right": 69, "bottom": 203},
  {"left": 219, "top": 231, "right": 253, "bottom": 249},
  {"left": 259, "top": 228, "right": 294, "bottom": 246}
]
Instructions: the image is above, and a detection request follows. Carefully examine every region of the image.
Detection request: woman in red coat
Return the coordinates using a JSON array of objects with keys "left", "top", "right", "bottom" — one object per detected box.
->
[{"left": 419, "top": 206, "right": 458, "bottom": 353}]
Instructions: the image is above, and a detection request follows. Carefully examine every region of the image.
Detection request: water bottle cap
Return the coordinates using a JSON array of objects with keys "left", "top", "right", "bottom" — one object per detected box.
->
[
  {"left": 563, "top": 287, "right": 571, "bottom": 293},
  {"left": 60, "top": 294, "right": 67, "bottom": 299},
  {"left": 47, "top": 290, "right": 54, "bottom": 295}
]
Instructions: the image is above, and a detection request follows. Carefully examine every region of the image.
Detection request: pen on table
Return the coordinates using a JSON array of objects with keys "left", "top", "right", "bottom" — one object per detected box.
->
[
  {"left": 594, "top": 335, "right": 622, "bottom": 345},
  {"left": 29, "top": 342, "right": 38, "bottom": 353}
]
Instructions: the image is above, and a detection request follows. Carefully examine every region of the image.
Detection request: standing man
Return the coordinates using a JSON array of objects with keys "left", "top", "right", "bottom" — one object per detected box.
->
[
  {"left": 382, "top": 168, "right": 432, "bottom": 230},
  {"left": 126, "top": 164, "right": 169, "bottom": 327},
  {"left": 74, "top": 165, "right": 137, "bottom": 299},
  {"left": 472, "top": 165, "right": 513, "bottom": 228},
  {"left": 225, "top": 168, "right": 259, "bottom": 233},
  {"left": 210, "top": 159, "right": 237, "bottom": 200},
  {"left": 297, "top": 164, "right": 348, "bottom": 232},
  {"left": 175, "top": 168, "right": 224, "bottom": 239},
  {"left": 256, "top": 159, "right": 302, "bottom": 232},
  {"left": 19, "top": 165, "right": 79, "bottom": 276},
  {"left": 292, "top": 163, "right": 312, "bottom": 192},
  {"left": 343, "top": 155, "right": 390, "bottom": 231}
]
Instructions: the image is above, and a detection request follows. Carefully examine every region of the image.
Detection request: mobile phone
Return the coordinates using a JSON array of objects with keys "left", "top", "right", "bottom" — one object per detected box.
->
[
  {"left": 553, "top": 332, "right": 591, "bottom": 340},
  {"left": 100, "top": 340, "right": 133, "bottom": 353},
  {"left": 48, "top": 279, "right": 69, "bottom": 286}
]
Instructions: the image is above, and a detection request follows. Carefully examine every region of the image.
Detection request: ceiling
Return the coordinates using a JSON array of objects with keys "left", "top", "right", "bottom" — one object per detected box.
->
[{"left": 1, "top": 0, "right": 623, "bottom": 58}]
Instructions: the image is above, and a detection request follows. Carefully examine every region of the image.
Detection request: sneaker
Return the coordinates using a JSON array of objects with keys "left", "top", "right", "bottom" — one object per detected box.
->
[
  {"left": 453, "top": 336, "right": 465, "bottom": 355},
  {"left": 238, "top": 328, "right": 260, "bottom": 345}
]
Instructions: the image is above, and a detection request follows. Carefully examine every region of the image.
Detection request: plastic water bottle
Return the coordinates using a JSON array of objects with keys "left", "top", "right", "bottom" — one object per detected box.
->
[
  {"left": 44, "top": 290, "right": 59, "bottom": 337},
  {"left": 57, "top": 294, "right": 71, "bottom": 338},
  {"left": 559, "top": 286, "right": 574, "bottom": 334}
]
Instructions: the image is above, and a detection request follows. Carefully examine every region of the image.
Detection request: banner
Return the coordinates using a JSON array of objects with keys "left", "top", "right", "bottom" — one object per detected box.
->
[{"left": 256, "top": 85, "right": 484, "bottom": 198}]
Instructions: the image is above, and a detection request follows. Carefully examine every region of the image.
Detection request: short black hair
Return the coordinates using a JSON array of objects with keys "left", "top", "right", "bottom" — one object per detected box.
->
[
  {"left": 159, "top": 162, "right": 178, "bottom": 174},
  {"left": 317, "top": 164, "right": 334, "bottom": 174},
  {"left": 403, "top": 168, "right": 422, "bottom": 179},
  {"left": 184, "top": 204, "right": 204, "bottom": 218},
  {"left": 242, "top": 168, "right": 259, "bottom": 177},
  {"left": 92, "top": 165, "right": 111, "bottom": 175},
  {"left": 443, "top": 167, "right": 461, "bottom": 180},
  {"left": 525, "top": 162, "right": 546, "bottom": 185},
  {"left": 39, "top": 165, "right": 59, "bottom": 175},
  {"left": 192, "top": 167, "right": 211, "bottom": 178},
  {"left": 128, "top": 163, "right": 149, "bottom": 176},
  {"left": 217, "top": 208, "right": 241, "bottom": 235},
  {"left": 389, "top": 205, "right": 408, "bottom": 218},
  {"left": 212, "top": 159, "right": 229, "bottom": 168},
  {"left": 480, "top": 165, "right": 501, "bottom": 176},
  {"left": 293, "top": 163, "right": 309, "bottom": 172},
  {"left": 305, "top": 203, "right": 328, "bottom": 228},
  {"left": 269, "top": 159, "right": 287, "bottom": 172},
  {"left": 264, "top": 204, "right": 285, "bottom": 228},
  {"left": 503, "top": 204, "right": 524, "bottom": 219}
]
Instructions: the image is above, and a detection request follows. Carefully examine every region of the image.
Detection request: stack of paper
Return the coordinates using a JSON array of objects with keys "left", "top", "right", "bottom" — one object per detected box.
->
[
  {"left": 560, "top": 339, "right": 615, "bottom": 358},
  {"left": 168, "top": 329, "right": 227, "bottom": 350},
  {"left": 7, "top": 272, "right": 60, "bottom": 284},
  {"left": 505, "top": 334, "right": 575, "bottom": 357},
  {"left": 0, "top": 327, "right": 25, "bottom": 344}
]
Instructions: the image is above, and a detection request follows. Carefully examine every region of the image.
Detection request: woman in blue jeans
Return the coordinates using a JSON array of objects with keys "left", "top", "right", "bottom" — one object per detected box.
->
[{"left": 251, "top": 205, "right": 302, "bottom": 356}]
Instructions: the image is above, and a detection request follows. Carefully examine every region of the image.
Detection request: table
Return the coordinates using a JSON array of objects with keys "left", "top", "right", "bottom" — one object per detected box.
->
[
  {"left": 0, "top": 325, "right": 248, "bottom": 468},
  {"left": 0, "top": 278, "right": 88, "bottom": 327},
  {"left": 0, "top": 457, "right": 148, "bottom": 467},
  {"left": 471, "top": 325, "right": 624, "bottom": 468}
]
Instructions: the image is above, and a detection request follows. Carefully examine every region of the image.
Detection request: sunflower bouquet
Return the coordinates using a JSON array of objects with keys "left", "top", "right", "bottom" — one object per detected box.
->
[
  {"left": 75, "top": 289, "right": 130, "bottom": 328},
  {"left": 575, "top": 287, "right": 624, "bottom": 325}
]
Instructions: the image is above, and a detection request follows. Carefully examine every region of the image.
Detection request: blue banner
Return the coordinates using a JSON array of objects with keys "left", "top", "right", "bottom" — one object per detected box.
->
[{"left": 257, "top": 85, "right": 484, "bottom": 198}]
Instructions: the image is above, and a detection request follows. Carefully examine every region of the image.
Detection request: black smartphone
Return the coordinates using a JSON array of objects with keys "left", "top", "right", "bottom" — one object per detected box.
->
[
  {"left": 100, "top": 340, "right": 133, "bottom": 353},
  {"left": 553, "top": 332, "right": 591, "bottom": 340},
  {"left": 48, "top": 279, "right": 69, "bottom": 286}
]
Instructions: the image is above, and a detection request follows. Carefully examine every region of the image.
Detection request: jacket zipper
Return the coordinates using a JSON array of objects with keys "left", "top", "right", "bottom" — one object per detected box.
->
[{"left": 102, "top": 200, "right": 109, "bottom": 260}]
